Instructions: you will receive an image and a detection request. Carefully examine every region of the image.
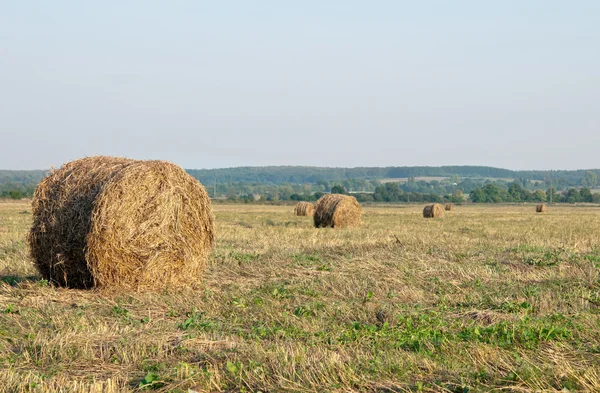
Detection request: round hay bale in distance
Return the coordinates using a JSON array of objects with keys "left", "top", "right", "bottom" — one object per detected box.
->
[
  {"left": 28, "top": 156, "right": 215, "bottom": 290},
  {"left": 423, "top": 203, "right": 445, "bottom": 218},
  {"left": 445, "top": 203, "right": 454, "bottom": 211},
  {"left": 314, "top": 194, "right": 361, "bottom": 228},
  {"left": 294, "top": 201, "right": 315, "bottom": 216},
  {"left": 536, "top": 203, "right": 547, "bottom": 213}
]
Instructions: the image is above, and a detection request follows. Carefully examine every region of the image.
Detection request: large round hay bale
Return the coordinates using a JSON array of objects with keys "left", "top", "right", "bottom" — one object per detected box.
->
[
  {"left": 423, "top": 203, "right": 445, "bottom": 218},
  {"left": 28, "top": 156, "right": 214, "bottom": 290},
  {"left": 294, "top": 201, "right": 315, "bottom": 216},
  {"left": 445, "top": 203, "right": 454, "bottom": 211},
  {"left": 313, "top": 194, "right": 361, "bottom": 228},
  {"left": 536, "top": 203, "right": 547, "bottom": 213}
]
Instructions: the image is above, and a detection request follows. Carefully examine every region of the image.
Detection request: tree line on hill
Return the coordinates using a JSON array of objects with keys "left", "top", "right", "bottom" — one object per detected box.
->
[
  {"left": 0, "top": 170, "right": 43, "bottom": 199},
  {"left": 1, "top": 167, "right": 599, "bottom": 203},
  {"left": 469, "top": 183, "right": 600, "bottom": 204},
  {"left": 187, "top": 166, "right": 600, "bottom": 188}
]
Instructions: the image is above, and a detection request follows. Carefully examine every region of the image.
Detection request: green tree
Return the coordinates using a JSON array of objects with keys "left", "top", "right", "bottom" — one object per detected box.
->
[
  {"left": 9, "top": 190, "right": 22, "bottom": 199},
  {"left": 372, "top": 182, "right": 403, "bottom": 202},
  {"left": 448, "top": 174, "right": 460, "bottom": 184},
  {"left": 330, "top": 185, "right": 347, "bottom": 194},
  {"left": 482, "top": 184, "right": 505, "bottom": 203},
  {"left": 384, "top": 183, "right": 402, "bottom": 201},
  {"left": 470, "top": 187, "right": 486, "bottom": 203},
  {"left": 580, "top": 187, "right": 593, "bottom": 202},
  {"left": 508, "top": 182, "right": 523, "bottom": 202},
  {"left": 565, "top": 188, "right": 580, "bottom": 203},
  {"left": 582, "top": 171, "right": 598, "bottom": 188},
  {"left": 450, "top": 190, "right": 464, "bottom": 203},
  {"left": 532, "top": 189, "right": 546, "bottom": 202}
]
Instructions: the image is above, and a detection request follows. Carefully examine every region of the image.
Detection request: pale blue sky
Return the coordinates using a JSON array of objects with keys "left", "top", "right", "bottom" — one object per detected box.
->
[{"left": 1, "top": 1, "right": 598, "bottom": 170}]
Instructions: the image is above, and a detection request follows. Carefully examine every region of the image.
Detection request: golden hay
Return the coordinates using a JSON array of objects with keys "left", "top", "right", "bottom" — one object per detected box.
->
[
  {"left": 423, "top": 203, "right": 445, "bottom": 218},
  {"left": 313, "top": 194, "right": 361, "bottom": 228},
  {"left": 536, "top": 203, "right": 547, "bottom": 213},
  {"left": 294, "top": 201, "right": 315, "bottom": 216},
  {"left": 445, "top": 203, "right": 454, "bottom": 211},
  {"left": 28, "top": 156, "right": 214, "bottom": 290}
]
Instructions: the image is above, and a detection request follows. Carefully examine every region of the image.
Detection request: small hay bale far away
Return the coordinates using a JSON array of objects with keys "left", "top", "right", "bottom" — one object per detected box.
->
[
  {"left": 28, "top": 156, "right": 214, "bottom": 291},
  {"left": 445, "top": 203, "right": 454, "bottom": 211},
  {"left": 423, "top": 203, "right": 445, "bottom": 218},
  {"left": 314, "top": 194, "right": 361, "bottom": 228},
  {"left": 536, "top": 203, "right": 547, "bottom": 213},
  {"left": 294, "top": 201, "right": 315, "bottom": 216}
]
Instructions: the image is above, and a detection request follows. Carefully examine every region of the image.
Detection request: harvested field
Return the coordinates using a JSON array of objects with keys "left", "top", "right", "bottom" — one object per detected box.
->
[{"left": 1, "top": 200, "right": 600, "bottom": 392}]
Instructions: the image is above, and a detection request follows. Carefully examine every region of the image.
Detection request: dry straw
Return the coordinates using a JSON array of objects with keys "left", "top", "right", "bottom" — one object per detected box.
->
[
  {"left": 313, "top": 194, "right": 361, "bottom": 228},
  {"left": 536, "top": 203, "right": 547, "bottom": 213},
  {"left": 294, "top": 201, "right": 315, "bottom": 216},
  {"left": 423, "top": 203, "right": 445, "bottom": 218},
  {"left": 445, "top": 203, "right": 454, "bottom": 211},
  {"left": 28, "top": 156, "right": 214, "bottom": 291}
]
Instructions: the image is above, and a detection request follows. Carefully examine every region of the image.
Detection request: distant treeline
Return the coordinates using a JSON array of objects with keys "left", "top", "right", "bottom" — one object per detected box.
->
[
  {"left": 1, "top": 166, "right": 599, "bottom": 202},
  {"left": 188, "top": 165, "right": 520, "bottom": 183},
  {"left": 187, "top": 166, "right": 600, "bottom": 187},
  {"left": 0, "top": 170, "right": 47, "bottom": 199},
  {"left": 469, "top": 183, "right": 600, "bottom": 204}
]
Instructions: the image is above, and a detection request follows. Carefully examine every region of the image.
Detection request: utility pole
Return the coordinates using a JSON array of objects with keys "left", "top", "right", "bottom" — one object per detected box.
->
[
  {"left": 550, "top": 172, "right": 553, "bottom": 204},
  {"left": 214, "top": 178, "right": 217, "bottom": 199}
]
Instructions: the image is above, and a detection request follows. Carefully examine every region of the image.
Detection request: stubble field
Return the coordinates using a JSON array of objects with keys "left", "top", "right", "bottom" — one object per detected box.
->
[{"left": 1, "top": 200, "right": 599, "bottom": 392}]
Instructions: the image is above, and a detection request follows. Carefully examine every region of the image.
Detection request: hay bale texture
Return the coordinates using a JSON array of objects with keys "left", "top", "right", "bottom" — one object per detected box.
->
[
  {"left": 294, "top": 201, "right": 315, "bottom": 216},
  {"left": 445, "top": 203, "right": 454, "bottom": 211},
  {"left": 423, "top": 203, "right": 445, "bottom": 218},
  {"left": 536, "top": 203, "right": 547, "bottom": 213},
  {"left": 28, "top": 156, "right": 214, "bottom": 290},
  {"left": 313, "top": 194, "right": 361, "bottom": 228}
]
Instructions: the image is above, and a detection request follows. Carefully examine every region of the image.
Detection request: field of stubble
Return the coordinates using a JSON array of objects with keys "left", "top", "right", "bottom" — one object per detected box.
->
[{"left": 1, "top": 200, "right": 599, "bottom": 392}]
